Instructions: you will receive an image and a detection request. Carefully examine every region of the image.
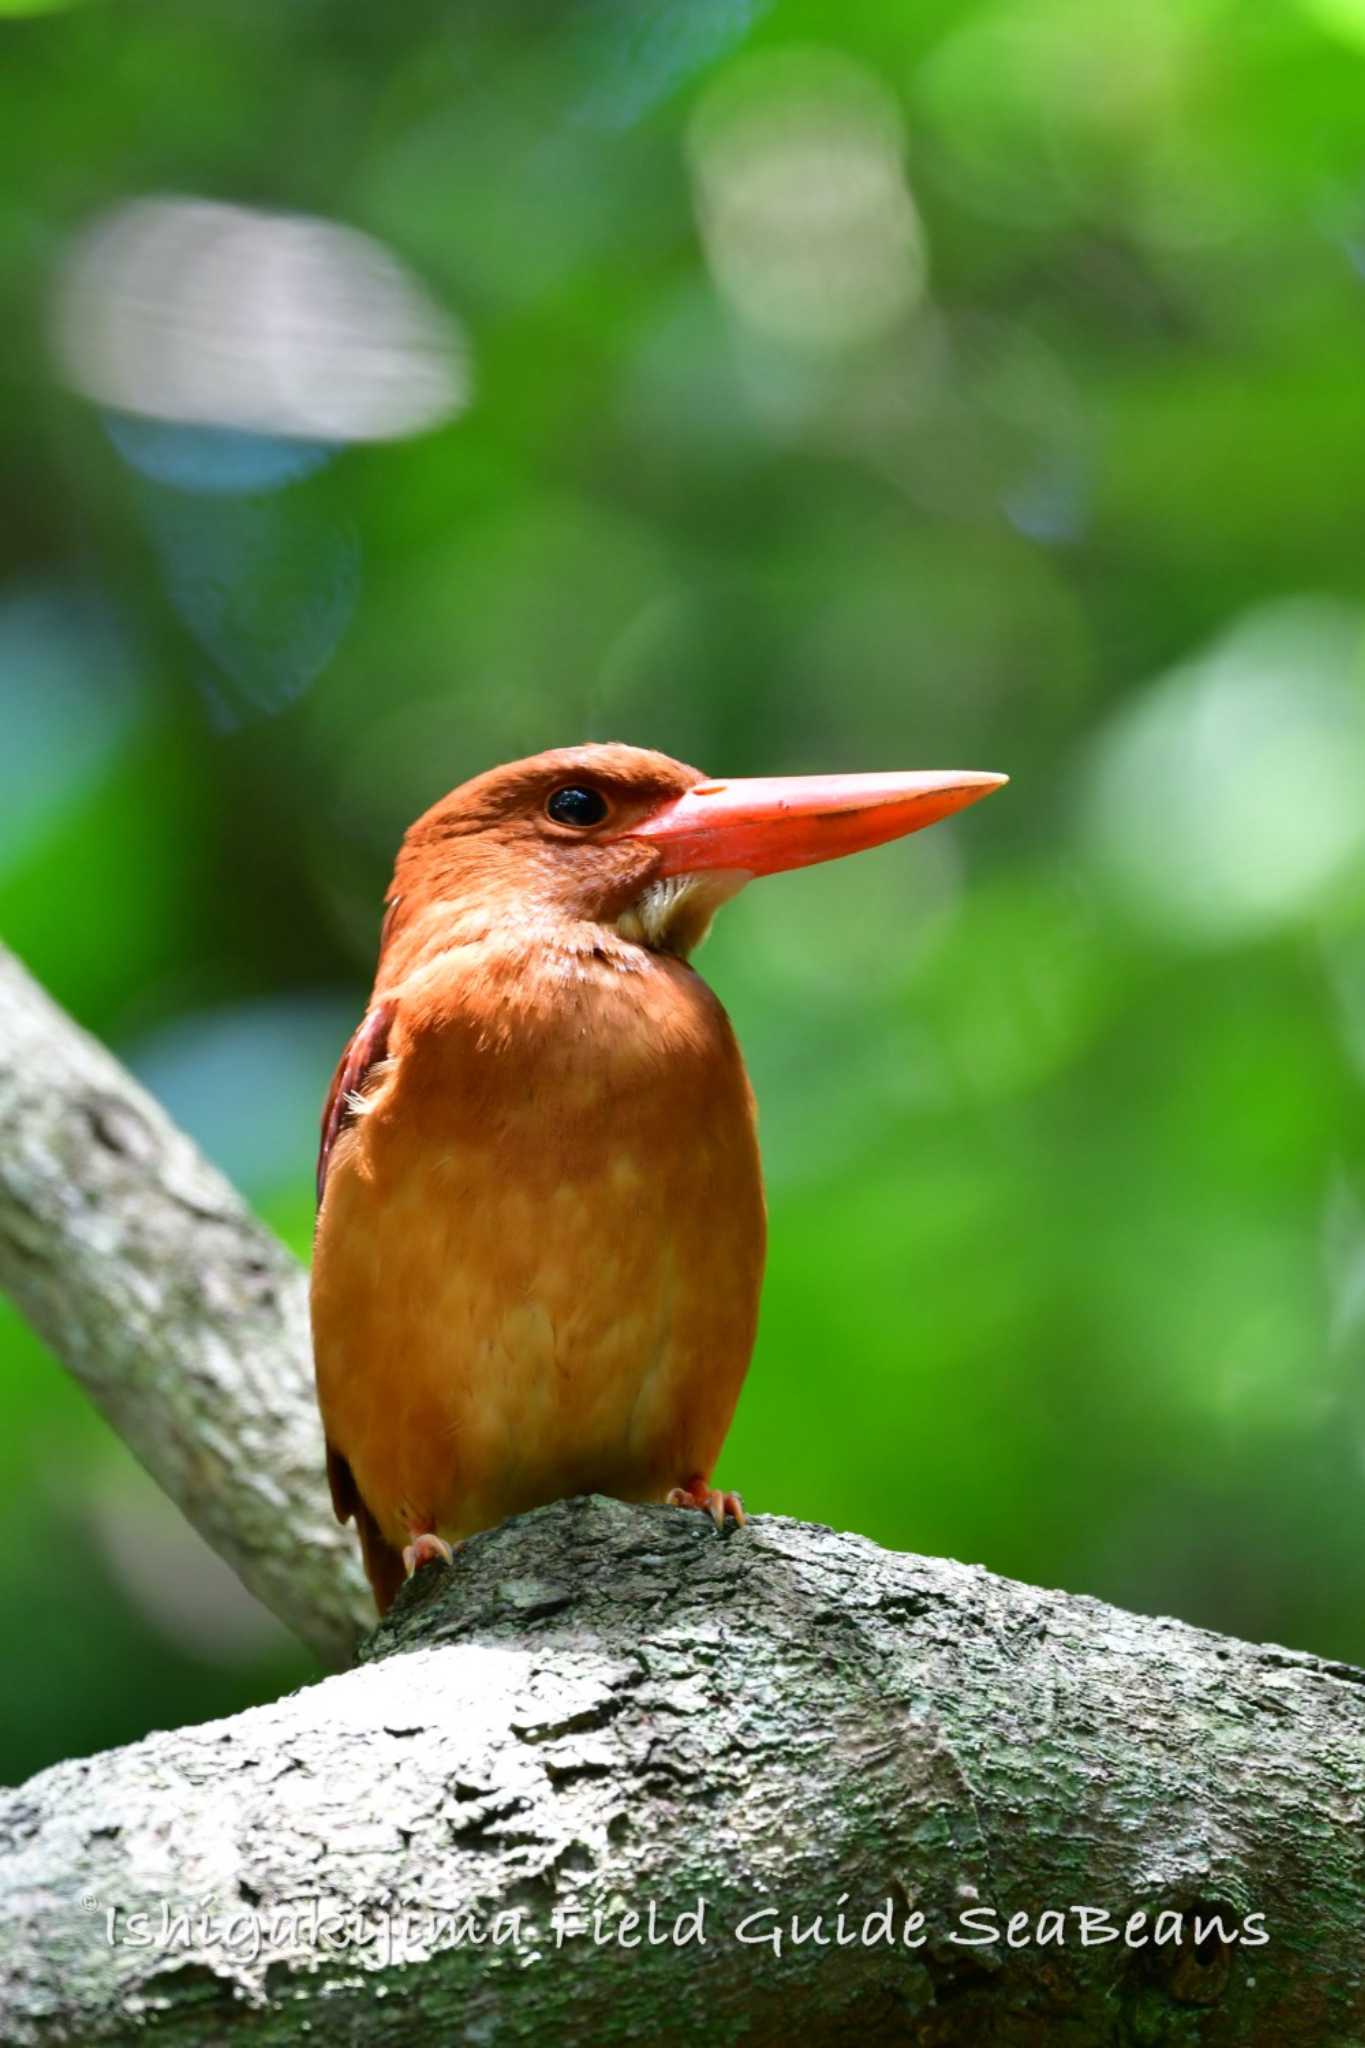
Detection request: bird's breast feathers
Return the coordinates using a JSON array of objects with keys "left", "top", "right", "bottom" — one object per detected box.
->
[{"left": 310, "top": 927, "right": 764, "bottom": 1547}]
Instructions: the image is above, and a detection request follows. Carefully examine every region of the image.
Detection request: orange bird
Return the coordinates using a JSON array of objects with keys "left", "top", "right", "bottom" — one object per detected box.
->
[{"left": 311, "top": 744, "right": 1005, "bottom": 1613}]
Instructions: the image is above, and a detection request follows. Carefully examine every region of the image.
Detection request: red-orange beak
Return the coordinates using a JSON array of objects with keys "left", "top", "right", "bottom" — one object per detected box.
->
[{"left": 624, "top": 769, "right": 1008, "bottom": 878}]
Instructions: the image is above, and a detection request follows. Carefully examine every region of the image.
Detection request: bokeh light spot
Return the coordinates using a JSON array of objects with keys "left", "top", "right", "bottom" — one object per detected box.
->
[
  {"left": 0, "top": 587, "right": 143, "bottom": 871},
  {"left": 54, "top": 196, "right": 469, "bottom": 444},
  {"left": 1082, "top": 600, "right": 1365, "bottom": 944},
  {"left": 103, "top": 415, "right": 335, "bottom": 496},
  {"left": 688, "top": 48, "right": 926, "bottom": 353},
  {"left": 125, "top": 995, "right": 360, "bottom": 1199},
  {"left": 573, "top": 0, "right": 768, "bottom": 128},
  {"left": 139, "top": 490, "right": 360, "bottom": 725},
  {"left": 1295, "top": 0, "right": 1365, "bottom": 52}
]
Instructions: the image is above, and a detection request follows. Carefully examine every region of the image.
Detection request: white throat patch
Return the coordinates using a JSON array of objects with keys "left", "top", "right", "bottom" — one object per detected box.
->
[{"left": 616, "top": 870, "right": 750, "bottom": 957}]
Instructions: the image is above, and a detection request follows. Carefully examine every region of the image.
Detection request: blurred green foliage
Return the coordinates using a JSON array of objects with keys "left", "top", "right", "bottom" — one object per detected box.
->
[{"left": 3, "top": 0, "right": 1365, "bottom": 1786}]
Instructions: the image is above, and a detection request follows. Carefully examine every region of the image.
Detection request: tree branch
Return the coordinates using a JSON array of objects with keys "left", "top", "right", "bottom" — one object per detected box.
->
[
  {"left": 0, "top": 943, "right": 369, "bottom": 1668},
  {"left": 2, "top": 946, "right": 1362, "bottom": 2044},
  {"left": 3, "top": 1494, "right": 1363, "bottom": 2046}
]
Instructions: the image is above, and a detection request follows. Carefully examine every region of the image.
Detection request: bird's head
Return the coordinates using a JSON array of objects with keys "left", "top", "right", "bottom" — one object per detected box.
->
[{"left": 391, "top": 741, "right": 1006, "bottom": 960}]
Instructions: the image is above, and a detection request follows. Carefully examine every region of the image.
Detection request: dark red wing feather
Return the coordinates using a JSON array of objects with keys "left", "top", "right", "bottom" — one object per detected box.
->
[
  {"left": 325, "top": 1440, "right": 358, "bottom": 1522},
  {"left": 316, "top": 1001, "right": 394, "bottom": 1205},
  {"left": 324, "top": 1440, "right": 405, "bottom": 1608}
]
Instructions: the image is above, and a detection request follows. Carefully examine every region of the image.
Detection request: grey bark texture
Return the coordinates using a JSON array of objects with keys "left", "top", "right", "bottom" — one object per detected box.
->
[
  {"left": 0, "top": 944, "right": 369, "bottom": 1667},
  {"left": 3, "top": 1495, "right": 1363, "bottom": 2048},
  {"left": 1, "top": 940, "right": 1363, "bottom": 2047}
]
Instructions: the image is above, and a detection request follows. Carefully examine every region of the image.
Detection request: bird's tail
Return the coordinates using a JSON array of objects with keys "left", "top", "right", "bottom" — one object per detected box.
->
[
  {"left": 354, "top": 1499, "right": 406, "bottom": 1617},
  {"left": 326, "top": 1439, "right": 406, "bottom": 1616}
]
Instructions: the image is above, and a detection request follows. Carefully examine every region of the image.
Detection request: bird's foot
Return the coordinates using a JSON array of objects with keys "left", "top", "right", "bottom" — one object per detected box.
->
[
  {"left": 402, "top": 1531, "right": 456, "bottom": 1579},
  {"left": 666, "top": 1475, "right": 746, "bottom": 1531}
]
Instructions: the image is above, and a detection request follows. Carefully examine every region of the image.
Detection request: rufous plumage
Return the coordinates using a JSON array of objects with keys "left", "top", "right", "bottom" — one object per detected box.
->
[{"left": 311, "top": 743, "right": 1004, "bottom": 1611}]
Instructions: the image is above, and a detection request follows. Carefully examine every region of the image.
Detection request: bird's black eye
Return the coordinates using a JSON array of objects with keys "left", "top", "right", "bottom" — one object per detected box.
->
[{"left": 546, "top": 785, "right": 609, "bottom": 829}]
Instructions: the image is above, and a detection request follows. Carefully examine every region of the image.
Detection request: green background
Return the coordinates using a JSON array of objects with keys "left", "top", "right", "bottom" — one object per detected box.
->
[{"left": 4, "top": 0, "right": 1365, "bottom": 1786}]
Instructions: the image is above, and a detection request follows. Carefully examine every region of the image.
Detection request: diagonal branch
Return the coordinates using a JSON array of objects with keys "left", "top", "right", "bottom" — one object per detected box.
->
[
  {"left": 3, "top": 1495, "right": 1364, "bottom": 2046},
  {"left": 0, "top": 946, "right": 1362, "bottom": 2043},
  {"left": 0, "top": 943, "right": 369, "bottom": 1667}
]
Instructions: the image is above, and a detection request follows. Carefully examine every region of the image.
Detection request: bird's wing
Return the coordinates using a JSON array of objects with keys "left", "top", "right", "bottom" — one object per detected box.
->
[
  {"left": 325, "top": 1438, "right": 405, "bottom": 1610},
  {"left": 316, "top": 1000, "right": 395, "bottom": 1205},
  {"left": 325, "top": 1438, "right": 358, "bottom": 1522}
]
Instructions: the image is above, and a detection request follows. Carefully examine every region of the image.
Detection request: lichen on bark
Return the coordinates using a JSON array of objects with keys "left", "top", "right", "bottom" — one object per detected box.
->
[{"left": 2, "top": 1495, "right": 1362, "bottom": 2047}]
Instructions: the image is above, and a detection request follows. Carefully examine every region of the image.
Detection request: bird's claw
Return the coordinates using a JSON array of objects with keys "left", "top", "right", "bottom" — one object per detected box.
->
[
  {"left": 666, "top": 1477, "right": 746, "bottom": 1530},
  {"left": 402, "top": 1531, "right": 456, "bottom": 1578}
]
